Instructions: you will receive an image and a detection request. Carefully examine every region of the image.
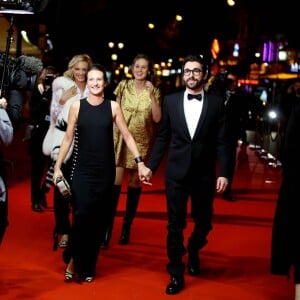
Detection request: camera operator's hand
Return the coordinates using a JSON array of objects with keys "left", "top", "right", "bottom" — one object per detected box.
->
[{"left": 0, "top": 97, "right": 8, "bottom": 109}]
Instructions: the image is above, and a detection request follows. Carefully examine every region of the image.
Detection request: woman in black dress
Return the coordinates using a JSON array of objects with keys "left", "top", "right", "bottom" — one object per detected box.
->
[{"left": 53, "top": 64, "right": 150, "bottom": 283}]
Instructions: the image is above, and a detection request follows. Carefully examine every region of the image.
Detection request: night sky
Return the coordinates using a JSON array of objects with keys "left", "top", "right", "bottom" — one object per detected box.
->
[{"left": 13, "top": 0, "right": 298, "bottom": 68}]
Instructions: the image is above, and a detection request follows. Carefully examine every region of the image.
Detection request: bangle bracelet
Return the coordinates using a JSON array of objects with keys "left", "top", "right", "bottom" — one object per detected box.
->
[{"left": 134, "top": 156, "right": 143, "bottom": 164}]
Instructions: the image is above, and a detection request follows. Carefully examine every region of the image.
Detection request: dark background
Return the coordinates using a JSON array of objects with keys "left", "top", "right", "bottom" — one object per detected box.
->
[{"left": 8, "top": 0, "right": 298, "bottom": 69}]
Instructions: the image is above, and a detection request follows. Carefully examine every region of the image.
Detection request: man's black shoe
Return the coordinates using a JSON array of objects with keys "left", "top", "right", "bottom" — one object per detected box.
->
[
  {"left": 166, "top": 276, "right": 184, "bottom": 295},
  {"left": 188, "top": 254, "right": 201, "bottom": 276},
  {"left": 32, "top": 204, "right": 43, "bottom": 212}
]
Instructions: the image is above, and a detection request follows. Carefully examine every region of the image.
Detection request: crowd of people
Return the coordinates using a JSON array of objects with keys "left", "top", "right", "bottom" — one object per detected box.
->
[
  {"left": 0, "top": 56, "right": 43, "bottom": 243},
  {"left": 1, "top": 51, "right": 299, "bottom": 298}
]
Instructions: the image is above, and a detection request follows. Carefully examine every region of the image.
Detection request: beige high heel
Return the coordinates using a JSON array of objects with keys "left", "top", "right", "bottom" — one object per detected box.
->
[
  {"left": 59, "top": 234, "right": 69, "bottom": 248},
  {"left": 64, "top": 258, "right": 75, "bottom": 282},
  {"left": 64, "top": 269, "right": 75, "bottom": 282}
]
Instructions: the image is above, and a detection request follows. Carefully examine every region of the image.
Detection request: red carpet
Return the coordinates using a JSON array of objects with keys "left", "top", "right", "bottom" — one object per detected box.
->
[{"left": 0, "top": 129, "right": 294, "bottom": 300}]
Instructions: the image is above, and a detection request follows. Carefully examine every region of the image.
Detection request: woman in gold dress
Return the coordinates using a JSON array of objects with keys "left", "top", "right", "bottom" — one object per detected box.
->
[{"left": 101, "top": 54, "right": 162, "bottom": 248}]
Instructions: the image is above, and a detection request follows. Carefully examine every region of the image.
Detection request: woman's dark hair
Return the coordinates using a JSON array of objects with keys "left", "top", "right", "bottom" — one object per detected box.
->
[{"left": 87, "top": 63, "right": 108, "bottom": 83}]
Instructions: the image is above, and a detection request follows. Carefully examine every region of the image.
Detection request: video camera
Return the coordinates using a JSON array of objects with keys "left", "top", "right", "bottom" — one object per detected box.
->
[
  {"left": 0, "top": 0, "right": 49, "bottom": 14},
  {"left": 0, "top": 52, "right": 43, "bottom": 96},
  {"left": 44, "top": 73, "right": 55, "bottom": 87}
]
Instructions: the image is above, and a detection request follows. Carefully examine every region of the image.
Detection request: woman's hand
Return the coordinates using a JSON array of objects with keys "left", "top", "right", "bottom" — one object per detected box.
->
[
  {"left": 60, "top": 86, "right": 77, "bottom": 104},
  {"left": 145, "top": 81, "right": 154, "bottom": 95},
  {"left": 53, "top": 168, "right": 63, "bottom": 185}
]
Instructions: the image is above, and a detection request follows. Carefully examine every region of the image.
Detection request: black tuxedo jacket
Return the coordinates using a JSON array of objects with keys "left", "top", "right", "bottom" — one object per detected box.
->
[
  {"left": 271, "top": 102, "right": 300, "bottom": 277},
  {"left": 148, "top": 90, "right": 230, "bottom": 181}
]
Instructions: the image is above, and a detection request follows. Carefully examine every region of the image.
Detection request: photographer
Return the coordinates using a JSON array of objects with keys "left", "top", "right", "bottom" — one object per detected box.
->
[
  {"left": 0, "top": 59, "right": 24, "bottom": 243},
  {"left": 0, "top": 54, "right": 43, "bottom": 242},
  {"left": 208, "top": 69, "right": 250, "bottom": 201},
  {"left": 1, "top": 54, "right": 43, "bottom": 129},
  {"left": 278, "top": 80, "right": 300, "bottom": 162},
  {"left": 0, "top": 93, "right": 14, "bottom": 244},
  {"left": 27, "top": 66, "right": 58, "bottom": 212},
  {"left": 281, "top": 80, "right": 300, "bottom": 126}
]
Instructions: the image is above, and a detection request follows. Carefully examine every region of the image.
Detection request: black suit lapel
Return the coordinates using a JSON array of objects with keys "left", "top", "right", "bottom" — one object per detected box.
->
[
  {"left": 177, "top": 92, "right": 191, "bottom": 138},
  {"left": 193, "top": 93, "right": 208, "bottom": 138}
]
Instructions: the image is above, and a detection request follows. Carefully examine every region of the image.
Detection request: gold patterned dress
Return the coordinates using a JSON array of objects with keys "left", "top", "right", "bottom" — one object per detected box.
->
[{"left": 113, "top": 79, "right": 161, "bottom": 169}]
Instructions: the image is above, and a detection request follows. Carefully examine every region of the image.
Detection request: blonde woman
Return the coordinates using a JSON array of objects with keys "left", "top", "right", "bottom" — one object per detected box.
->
[{"left": 44, "top": 54, "right": 92, "bottom": 250}]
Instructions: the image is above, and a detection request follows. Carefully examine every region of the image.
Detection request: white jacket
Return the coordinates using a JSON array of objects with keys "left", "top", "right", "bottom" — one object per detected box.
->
[{"left": 43, "top": 76, "right": 88, "bottom": 162}]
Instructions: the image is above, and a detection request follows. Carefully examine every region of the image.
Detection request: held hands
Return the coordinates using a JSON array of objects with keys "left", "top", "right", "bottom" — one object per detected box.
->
[
  {"left": 216, "top": 176, "right": 228, "bottom": 193},
  {"left": 137, "top": 163, "right": 153, "bottom": 186}
]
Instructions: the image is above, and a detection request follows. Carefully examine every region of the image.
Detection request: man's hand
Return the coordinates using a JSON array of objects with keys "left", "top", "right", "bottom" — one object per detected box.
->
[{"left": 216, "top": 176, "right": 228, "bottom": 193}]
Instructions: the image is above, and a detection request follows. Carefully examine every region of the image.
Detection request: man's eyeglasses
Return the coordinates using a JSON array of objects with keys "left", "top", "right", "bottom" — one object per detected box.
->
[{"left": 183, "top": 68, "right": 203, "bottom": 76}]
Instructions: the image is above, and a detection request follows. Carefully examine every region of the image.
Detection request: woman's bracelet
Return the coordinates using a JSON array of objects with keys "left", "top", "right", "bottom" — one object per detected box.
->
[{"left": 134, "top": 156, "right": 143, "bottom": 164}]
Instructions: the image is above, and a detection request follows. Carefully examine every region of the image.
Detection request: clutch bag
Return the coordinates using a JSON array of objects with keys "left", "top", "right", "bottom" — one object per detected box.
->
[{"left": 56, "top": 177, "right": 71, "bottom": 199}]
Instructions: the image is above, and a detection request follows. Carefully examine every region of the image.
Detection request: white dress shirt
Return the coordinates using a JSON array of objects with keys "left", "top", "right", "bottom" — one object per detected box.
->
[{"left": 183, "top": 91, "right": 203, "bottom": 139}]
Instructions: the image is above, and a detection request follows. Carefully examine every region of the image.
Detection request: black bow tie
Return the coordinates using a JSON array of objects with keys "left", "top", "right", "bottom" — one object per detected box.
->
[{"left": 187, "top": 93, "right": 202, "bottom": 101}]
